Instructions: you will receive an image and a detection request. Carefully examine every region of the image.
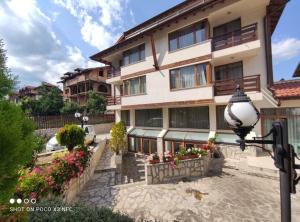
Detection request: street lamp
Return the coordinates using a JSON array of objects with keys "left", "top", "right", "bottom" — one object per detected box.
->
[
  {"left": 74, "top": 111, "right": 89, "bottom": 128},
  {"left": 224, "top": 85, "right": 300, "bottom": 222}
]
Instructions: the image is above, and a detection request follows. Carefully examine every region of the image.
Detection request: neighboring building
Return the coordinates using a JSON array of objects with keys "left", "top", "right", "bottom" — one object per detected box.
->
[
  {"left": 293, "top": 62, "right": 300, "bottom": 78},
  {"left": 15, "top": 82, "right": 60, "bottom": 102},
  {"left": 90, "top": 0, "right": 291, "bottom": 156},
  {"left": 59, "top": 67, "right": 111, "bottom": 106}
]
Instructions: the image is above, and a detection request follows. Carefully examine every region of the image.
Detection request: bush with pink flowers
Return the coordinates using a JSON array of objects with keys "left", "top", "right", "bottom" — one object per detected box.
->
[{"left": 16, "top": 147, "right": 91, "bottom": 199}]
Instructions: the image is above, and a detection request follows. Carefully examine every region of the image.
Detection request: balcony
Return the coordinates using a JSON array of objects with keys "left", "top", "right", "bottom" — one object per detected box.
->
[
  {"left": 107, "top": 68, "right": 121, "bottom": 79},
  {"left": 214, "top": 74, "right": 260, "bottom": 96},
  {"left": 212, "top": 23, "right": 258, "bottom": 51},
  {"left": 107, "top": 96, "right": 121, "bottom": 106}
]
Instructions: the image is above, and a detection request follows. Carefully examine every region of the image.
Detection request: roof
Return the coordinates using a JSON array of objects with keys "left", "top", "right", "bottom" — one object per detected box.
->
[
  {"left": 293, "top": 62, "right": 300, "bottom": 77},
  {"left": 272, "top": 79, "right": 300, "bottom": 100},
  {"left": 59, "top": 66, "right": 110, "bottom": 83},
  {"left": 90, "top": 0, "right": 288, "bottom": 62}
]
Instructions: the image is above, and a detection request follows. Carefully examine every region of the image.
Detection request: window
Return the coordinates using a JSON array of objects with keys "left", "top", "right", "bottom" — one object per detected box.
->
[
  {"left": 213, "top": 18, "right": 241, "bottom": 37},
  {"left": 123, "top": 44, "right": 145, "bottom": 66},
  {"left": 216, "top": 106, "right": 230, "bottom": 130},
  {"left": 135, "top": 109, "right": 163, "bottom": 127},
  {"left": 169, "top": 21, "right": 206, "bottom": 51},
  {"left": 121, "top": 110, "right": 130, "bottom": 126},
  {"left": 215, "top": 61, "right": 243, "bottom": 81},
  {"left": 170, "top": 63, "right": 207, "bottom": 90},
  {"left": 123, "top": 76, "right": 146, "bottom": 96},
  {"left": 98, "top": 85, "right": 107, "bottom": 93},
  {"left": 98, "top": 70, "right": 104, "bottom": 77},
  {"left": 169, "top": 107, "right": 209, "bottom": 129}
]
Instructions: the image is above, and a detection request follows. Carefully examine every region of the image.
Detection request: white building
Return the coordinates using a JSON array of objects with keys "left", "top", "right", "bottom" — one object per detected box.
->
[{"left": 91, "top": 0, "right": 297, "bottom": 157}]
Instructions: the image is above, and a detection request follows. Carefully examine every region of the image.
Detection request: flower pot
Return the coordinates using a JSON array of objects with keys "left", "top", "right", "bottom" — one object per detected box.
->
[{"left": 149, "top": 159, "right": 160, "bottom": 164}]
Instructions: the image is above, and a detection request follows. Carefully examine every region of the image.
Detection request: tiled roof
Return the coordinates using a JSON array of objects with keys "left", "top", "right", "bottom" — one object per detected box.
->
[{"left": 272, "top": 79, "right": 300, "bottom": 99}]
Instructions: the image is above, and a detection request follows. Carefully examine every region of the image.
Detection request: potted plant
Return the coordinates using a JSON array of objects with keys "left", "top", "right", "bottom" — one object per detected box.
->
[
  {"left": 149, "top": 153, "right": 160, "bottom": 164},
  {"left": 109, "top": 121, "right": 127, "bottom": 165},
  {"left": 56, "top": 124, "right": 85, "bottom": 152}
]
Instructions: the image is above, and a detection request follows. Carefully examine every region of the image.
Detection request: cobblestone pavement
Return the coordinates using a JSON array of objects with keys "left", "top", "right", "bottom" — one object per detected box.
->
[{"left": 77, "top": 165, "right": 300, "bottom": 222}]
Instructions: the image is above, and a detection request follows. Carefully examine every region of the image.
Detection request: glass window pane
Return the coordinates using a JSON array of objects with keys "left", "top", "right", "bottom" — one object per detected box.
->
[
  {"left": 195, "top": 23, "right": 205, "bottom": 42},
  {"left": 123, "top": 54, "right": 130, "bottom": 66},
  {"left": 121, "top": 110, "right": 130, "bottom": 126},
  {"left": 170, "top": 70, "right": 179, "bottom": 89},
  {"left": 140, "top": 76, "right": 146, "bottom": 94},
  {"left": 143, "top": 139, "right": 150, "bottom": 154},
  {"left": 216, "top": 106, "right": 230, "bottom": 130},
  {"left": 135, "top": 109, "right": 163, "bottom": 127},
  {"left": 197, "top": 64, "right": 207, "bottom": 85},
  {"left": 178, "top": 30, "right": 194, "bottom": 48},
  {"left": 169, "top": 37, "right": 177, "bottom": 51},
  {"left": 130, "top": 48, "right": 139, "bottom": 63},
  {"left": 150, "top": 140, "right": 157, "bottom": 154},
  {"left": 140, "top": 45, "right": 145, "bottom": 60},
  {"left": 180, "top": 66, "right": 195, "bottom": 88},
  {"left": 169, "top": 107, "right": 209, "bottom": 129}
]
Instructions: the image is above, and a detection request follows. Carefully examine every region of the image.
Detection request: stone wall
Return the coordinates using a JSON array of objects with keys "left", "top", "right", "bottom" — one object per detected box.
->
[
  {"left": 218, "top": 144, "right": 258, "bottom": 160},
  {"left": 145, "top": 156, "right": 210, "bottom": 185}
]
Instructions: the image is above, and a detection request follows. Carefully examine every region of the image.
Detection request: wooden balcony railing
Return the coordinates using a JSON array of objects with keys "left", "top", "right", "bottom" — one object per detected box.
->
[
  {"left": 212, "top": 23, "right": 258, "bottom": 51},
  {"left": 107, "top": 68, "right": 121, "bottom": 79},
  {"left": 107, "top": 96, "right": 121, "bottom": 106},
  {"left": 214, "top": 74, "right": 261, "bottom": 96}
]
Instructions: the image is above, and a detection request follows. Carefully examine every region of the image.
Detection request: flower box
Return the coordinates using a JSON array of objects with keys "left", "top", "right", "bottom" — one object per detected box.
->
[{"left": 149, "top": 159, "right": 160, "bottom": 164}]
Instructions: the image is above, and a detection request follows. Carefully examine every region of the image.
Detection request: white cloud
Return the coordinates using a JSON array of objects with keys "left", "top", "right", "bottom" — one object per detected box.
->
[
  {"left": 0, "top": 0, "right": 90, "bottom": 87},
  {"left": 53, "top": 0, "right": 129, "bottom": 50},
  {"left": 272, "top": 38, "right": 300, "bottom": 63}
]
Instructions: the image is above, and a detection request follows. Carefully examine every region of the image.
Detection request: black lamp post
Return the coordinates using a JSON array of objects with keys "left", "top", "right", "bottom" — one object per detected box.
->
[
  {"left": 224, "top": 86, "right": 300, "bottom": 222},
  {"left": 74, "top": 111, "right": 89, "bottom": 128}
]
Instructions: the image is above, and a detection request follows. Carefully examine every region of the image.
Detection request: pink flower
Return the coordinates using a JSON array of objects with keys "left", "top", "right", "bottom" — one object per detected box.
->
[
  {"left": 29, "top": 192, "right": 38, "bottom": 199},
  {"left": 32, "top": 166, "right": 42, "bottom": 175}
]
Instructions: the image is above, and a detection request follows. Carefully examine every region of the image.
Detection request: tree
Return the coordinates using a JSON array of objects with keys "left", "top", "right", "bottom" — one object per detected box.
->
[
  {"left": 109, "top": 121, "right": 127, "bottom": 155},
  {"left": 86, "top": 91, "right": 106, "bottom": 114},
  {"left": 56, "top": 124, "right": 85, "bottom": 152},
  {"left": 20, "top": 96, "right": 41, "bottom": 115},
  {"left": 37, "top": 85, "right": 63, "bottom": 115},
  {"left": 0, "top": 100, "right": 36, "bottom": 203},
  {"left": 60, "top": 101, "right": 83, "bottom": 114},
  {"left": 0, "top": 39, "right": 17, "bottom": 99}
]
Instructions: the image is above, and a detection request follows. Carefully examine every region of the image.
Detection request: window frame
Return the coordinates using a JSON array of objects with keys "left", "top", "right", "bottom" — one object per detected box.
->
[
  {"left": 169, "top": 63, "right": 208, "bottom": 90},
  {"left": 168, "top": 20, "right": 207, "bottom": 52},
  {"left": 214, "top": 61, "right": 243, "bottom": 81},
  {"left": 135, "top": 108, "right": 163, "bottom": 128},
  {"left": 123, "top": 76, "right": 146, "bottom": 96},
  {"left": 122, "top": 44, "right": 146, "bottom": 66},
  {"left": 169, "top": 106, "right": 210, "bottom": 129}
]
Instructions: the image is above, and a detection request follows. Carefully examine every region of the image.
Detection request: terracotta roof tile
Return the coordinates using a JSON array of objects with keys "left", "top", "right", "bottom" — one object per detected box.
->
[{"left": 272, "top": 79, "right": 300, "bottom": 99}]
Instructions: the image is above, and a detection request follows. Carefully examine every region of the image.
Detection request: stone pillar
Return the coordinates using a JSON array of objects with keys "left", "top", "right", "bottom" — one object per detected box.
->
[
  {"left": 130, "top": 109, "right": 135, "bottom": 127},
  {"left": 209, "top": 104, "right": 216, "bottom": 132},
  {"left": 162, "top": 107, "right": 169, "bottom": 129},
  {"left": 115, "top": 110, "right": 121, "bottom": 123}
]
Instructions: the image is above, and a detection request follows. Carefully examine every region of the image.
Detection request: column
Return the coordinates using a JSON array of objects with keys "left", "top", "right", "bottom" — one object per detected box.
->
[
  {"left": 209, "top": 104, "right": 216, "bottom": 137},
  {"left": 130, "top": 109, "right": 135, "bottom": 127}
]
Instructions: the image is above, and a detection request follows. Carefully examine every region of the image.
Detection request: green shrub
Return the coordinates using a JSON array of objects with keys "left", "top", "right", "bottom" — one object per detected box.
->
[
  {"left": 28, "top": 198, "right": 133, "bottom": 222},
  {"left": 109, "top": 121, "right": 127, "bottom": 155},
  {"left": 60, "top": 101, "right": 83, "bottom": 114},
  {"left": 0, "top": 100, "right": 36, "bottom": 203},
  {"left": 56, "top": 124, "right": 85, "bottom": 151}
]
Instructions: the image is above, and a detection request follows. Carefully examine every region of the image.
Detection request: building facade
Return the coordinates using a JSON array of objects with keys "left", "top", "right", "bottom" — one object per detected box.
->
[
  {"left": 90, "top": 0, "right": 289, "bottom": 156},
  {"left": 59, "top": 67, "right": 111, "bottom": 106}
]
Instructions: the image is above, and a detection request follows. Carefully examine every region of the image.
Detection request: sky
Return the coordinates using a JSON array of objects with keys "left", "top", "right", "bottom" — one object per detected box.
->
[{"left": 0, "top": 0, "right": 299, "bottom": 88}]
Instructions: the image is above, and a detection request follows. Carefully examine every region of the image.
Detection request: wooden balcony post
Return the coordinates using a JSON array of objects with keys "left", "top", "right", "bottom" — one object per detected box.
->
[
  {"left": 206, "top": 63, "right": 212, "bottom": 84},
  {"left": 150, "top": 35, "right": 159, "bottom": 70}
]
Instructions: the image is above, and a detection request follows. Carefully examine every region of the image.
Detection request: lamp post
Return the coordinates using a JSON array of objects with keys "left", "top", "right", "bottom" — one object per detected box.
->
[
  {"left": 224, "top": 86, "right": 300, "bottom": 222},
  {"left": 74, "top": 111, "right": 89, "bottom": 128}
]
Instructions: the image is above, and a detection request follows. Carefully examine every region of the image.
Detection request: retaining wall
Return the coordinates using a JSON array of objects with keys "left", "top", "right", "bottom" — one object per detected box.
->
[{"left": 145, "top": 156, "right": 210, "bottom": 185}]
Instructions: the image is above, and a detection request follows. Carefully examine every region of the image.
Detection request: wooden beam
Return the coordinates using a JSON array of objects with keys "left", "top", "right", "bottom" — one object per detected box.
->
[
  {"left": 206, "top": 63, "right": 212, "bottom": 84},
  {"left": 150, "top": 35, "right": 159, "bottom": 70}
]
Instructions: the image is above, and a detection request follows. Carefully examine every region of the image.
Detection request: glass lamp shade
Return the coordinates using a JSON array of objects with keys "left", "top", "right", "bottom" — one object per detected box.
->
[
  {"left": 83, "top": 116, "right": 89, "bottom": 122},
  {"left": 74, "top": 112, "right": 81, "bottom": 118},
  {"left": 224, "top": 102, "right": 259, "bottom": 128}
]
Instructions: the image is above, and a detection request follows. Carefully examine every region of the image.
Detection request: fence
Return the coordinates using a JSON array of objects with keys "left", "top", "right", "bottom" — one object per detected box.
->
[{"left": 30, "top": 114, "right": 115, "bottom": 129}]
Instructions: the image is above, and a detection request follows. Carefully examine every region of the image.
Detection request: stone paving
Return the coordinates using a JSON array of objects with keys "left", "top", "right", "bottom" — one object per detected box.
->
[{"left": 77, "top": 148, "right": 300, "bottom": 222}]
